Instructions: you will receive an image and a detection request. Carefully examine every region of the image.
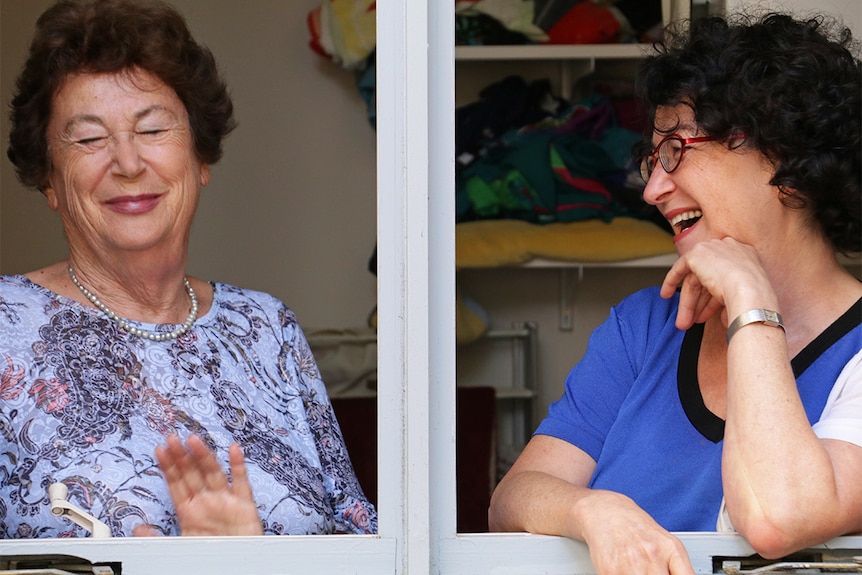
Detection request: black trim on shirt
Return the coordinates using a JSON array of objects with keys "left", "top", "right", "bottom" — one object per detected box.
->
[
  {"left": 791, "top": 297, "right": 862, "bottom": 377},
  {"left": 678, "top": 323, "right": 725, "bottom": 443},
  {"left": 677, "top": 297, "right": 862, "bottom": 443}
]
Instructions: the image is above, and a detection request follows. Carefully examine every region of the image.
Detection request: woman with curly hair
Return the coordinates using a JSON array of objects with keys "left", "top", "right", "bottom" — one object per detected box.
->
[
  {"left": 1, "top": 0, "right": 375, "bottom": 538},
  {"left": 490, "top": 13, "right": 861, "bottom": 574}
]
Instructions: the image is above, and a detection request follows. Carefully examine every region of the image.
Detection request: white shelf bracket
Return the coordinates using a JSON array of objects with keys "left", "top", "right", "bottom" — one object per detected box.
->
[
  {"left": 559, "top": 57, "right": 596, "bottom": 101},
  {"left": 559, "top": 266, "right": 583, "bottom": 331}
]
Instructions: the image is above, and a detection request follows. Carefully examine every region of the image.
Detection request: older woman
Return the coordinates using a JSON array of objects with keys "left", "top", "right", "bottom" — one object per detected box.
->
[
  {"left": 489, "top": 13, "right": 861, "bottom": 574},
  {"left": 1, "top": 0, "right": 375, "bottom": 538}
]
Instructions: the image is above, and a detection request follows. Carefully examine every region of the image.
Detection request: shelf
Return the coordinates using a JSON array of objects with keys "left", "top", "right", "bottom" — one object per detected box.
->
[
  {"left": 521, "top": 253, "right": 677, "bottom": 269},
  {"left": 311, "top": 325, "right": 539, "bottom": 417},
  {"left": 516, "top": 252, "right": 861, "bottom": 271},
  {"left": 455, "top": 43, "right": 654, "bottom": 61},
  {"left": 327, "top": 386, "right": 535, "bottom": 401},
  {"left": 494, "top": 387, "right": 535, "bottom": 400}
]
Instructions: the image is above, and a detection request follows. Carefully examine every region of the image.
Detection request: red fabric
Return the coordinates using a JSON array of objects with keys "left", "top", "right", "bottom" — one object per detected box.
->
[
  {"left": 546, "top": 2, "right": 621, "bottom": 45},
  {"left": 331, "top": 386, "right": 496, "bottom": 532},
  {"left": 306, "top": 7, "right": 329, "bottom": 60}
]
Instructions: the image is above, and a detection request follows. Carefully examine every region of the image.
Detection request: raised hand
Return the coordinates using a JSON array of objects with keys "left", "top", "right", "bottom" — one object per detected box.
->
[
  {"left": 660, "top": 237, "right": 778, "bottom": 331},
  {"left": 134, "top": 434, "right": 263, "bottom": 536}
]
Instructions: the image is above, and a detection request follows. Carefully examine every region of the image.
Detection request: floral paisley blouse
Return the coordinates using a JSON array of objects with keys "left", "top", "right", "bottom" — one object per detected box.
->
[{"left": 0, "top": 275, "right": 376, "bottom": 538}]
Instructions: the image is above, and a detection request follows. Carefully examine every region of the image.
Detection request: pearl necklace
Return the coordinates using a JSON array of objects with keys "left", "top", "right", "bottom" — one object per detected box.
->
[{"left": 68, "top": 265, "right": 198, "bottom": 342}]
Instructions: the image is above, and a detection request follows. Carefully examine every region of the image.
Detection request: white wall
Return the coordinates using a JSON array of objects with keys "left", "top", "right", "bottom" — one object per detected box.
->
[
  {"left": 0, "top": 0, "right": 378, "bottom": 330},
  {"left": 727, "top": 0, "right": 860, "bottom": 32}
]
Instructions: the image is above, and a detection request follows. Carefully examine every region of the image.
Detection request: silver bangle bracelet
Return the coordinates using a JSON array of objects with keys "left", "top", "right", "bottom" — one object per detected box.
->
[{"left": 726, "top": 309, "right": 785, "bottom": 343}]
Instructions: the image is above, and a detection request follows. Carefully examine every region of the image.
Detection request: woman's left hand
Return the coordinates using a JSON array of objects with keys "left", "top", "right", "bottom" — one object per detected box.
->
[
  {"left": 133, "top": 434, "right": 264, "bottom": 536},
  {"left": 659, "top": 237, "right": 779, "bottom": 331}
]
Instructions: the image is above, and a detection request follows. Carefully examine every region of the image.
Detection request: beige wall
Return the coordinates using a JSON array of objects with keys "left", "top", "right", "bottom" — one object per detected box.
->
[{"left": 0, "top": 0, "right": 377, "bottom": 329}]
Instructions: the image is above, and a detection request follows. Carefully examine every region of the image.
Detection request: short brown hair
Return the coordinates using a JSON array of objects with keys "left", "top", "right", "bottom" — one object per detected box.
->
[
  {"left": 7, "top": 0, "right": 236, "bottom": 191},
  {"left": 638, "top": 13, "right": 861, "bottom": 254}
]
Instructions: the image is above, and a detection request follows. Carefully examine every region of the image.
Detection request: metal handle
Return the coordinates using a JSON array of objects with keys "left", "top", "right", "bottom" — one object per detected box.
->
[{"left": 722, "top": 556, "right": 862, "bottom": 574}]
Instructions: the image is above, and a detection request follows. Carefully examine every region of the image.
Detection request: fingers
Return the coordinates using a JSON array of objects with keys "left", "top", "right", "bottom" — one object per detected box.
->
[
  {"left": 661, "top": 241, "right": 739, "bottom": 330},
  {"left": 227, "top": 443, "right": 264, "bottom": 536},
  {"left": 580, "top": 492, "right": 696, "bottom": 575},
  {"left": 155, "top": 435, "right": 194, "bottom": 504},
  {"left": 186, "top": 435, "right": 230, "bottom": 492},
  {"left": 676, "top": 275, "right": 723, "bottom": 330},
  {"left": 668, "top": 550, "right": 697, "bottom": 575},
  {"left": 660, "top": 258, "right": 687, "bottom": 300},
  {"left": 153, "top": 436, "right": 264, "bottom": 536},
  {"left": 132, "top": 524, "right": 161, "bottom": 537},
  {"left": 594, "top": 537, "right": 695, "bottom": 575},
  {"left": 155, "top": 434, "right": 230, "bottom": 502},
  {"left": 693, "top": 297, "right": 723, "bottom": 327},
  {"left": 228, "top": 443, "right": 255, "bottom": 502}
]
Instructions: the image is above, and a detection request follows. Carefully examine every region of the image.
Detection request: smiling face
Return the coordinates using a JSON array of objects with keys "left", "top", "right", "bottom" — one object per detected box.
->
[
  {"left": 641, "top": 104, "right": 797, "bottom": 255},
  {"left": 44, "top": 69, "right": 209, "bottom": 260}
]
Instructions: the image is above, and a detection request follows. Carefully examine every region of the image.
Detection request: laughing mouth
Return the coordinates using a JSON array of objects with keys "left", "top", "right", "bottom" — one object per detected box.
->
[{"left": 670, "top": 209, "right": 702, "bottom": 234}]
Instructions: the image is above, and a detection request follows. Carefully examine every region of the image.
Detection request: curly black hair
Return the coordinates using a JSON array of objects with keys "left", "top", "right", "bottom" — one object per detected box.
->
[
  {"left": 7, "top": 0, "right": 236, "bottom": 192},
  {"left": 637, "top": 13, "right": 861, "bottom": 254}
]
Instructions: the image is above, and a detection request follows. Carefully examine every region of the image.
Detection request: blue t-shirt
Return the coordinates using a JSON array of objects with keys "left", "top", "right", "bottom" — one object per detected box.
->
[
  {"left": 0, "top": 275, "right": 377, "bottom": 538},
  {"left": 536, "top": 287, "right": 862, "bottom": 531}
]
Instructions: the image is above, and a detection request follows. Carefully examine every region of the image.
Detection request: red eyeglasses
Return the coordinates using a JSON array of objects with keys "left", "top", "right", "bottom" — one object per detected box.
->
[{"left": 639, "top": 134, "right": 731, "bottom": 183}]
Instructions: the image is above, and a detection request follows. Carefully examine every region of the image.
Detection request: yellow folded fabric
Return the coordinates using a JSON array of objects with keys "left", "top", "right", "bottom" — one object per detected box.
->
[
  {"left": 456, "top": 218, "right": 675, "bottom": 269},
  {"left": 366, "top": 288, "right": 489, "bottom": 346}
]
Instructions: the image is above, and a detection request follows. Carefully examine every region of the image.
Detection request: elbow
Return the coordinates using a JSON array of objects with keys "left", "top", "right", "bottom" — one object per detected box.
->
[
  {"left": 732, "top": 505, "right": 839, "bottom": 560},
  {"left": 737, "top": 522, "right": 800, "bottom": 559},
  {"left": 487, "top": 501, "right": 501, "bottom": 532},
  {"left": 487, "top": 500, "right": 499, "bottom": 532},
  {"left": 487, "top": 474, "right": 530, "bottom": 533},
  {"left": 487, "top": 508, "right": 502, "bottom": 532},
  {"left": 487, "top": 482, "right": 509, "bottom": 532},
  {"left": 728, "top": 498, "right": 804, "bottom": 559}
]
